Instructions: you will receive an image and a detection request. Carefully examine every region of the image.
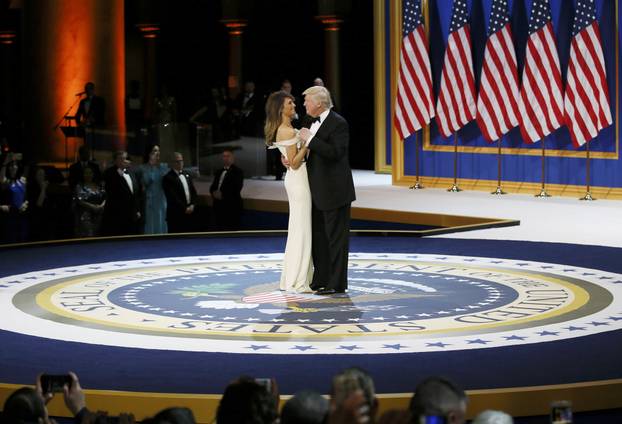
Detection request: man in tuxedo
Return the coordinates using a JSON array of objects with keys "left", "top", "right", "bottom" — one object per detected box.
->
[
  {"left": 75, "top": 82, "right": 106, "bottom": 151},
  {"left": 209, "top": 149, "right": 244, "bottom": 230},
  {"left": 101, "top": 151, "right": 141, "bottom": 236},
  {"left": 235, "top": 81, "right": 263, "bottom": 137},
  {"left": 162, "top": 152, "right": 197, "bottom": 233},
  {"left": 298, "top": 86, "right": 355, "bottom": 295}
]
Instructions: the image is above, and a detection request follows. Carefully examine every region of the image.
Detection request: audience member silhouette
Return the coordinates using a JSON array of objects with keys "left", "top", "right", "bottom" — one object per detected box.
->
[
  {"left": 280, "top": 390, "right": 328, "bottom": 424},
  {"left": 209, "top": 148, "right": 243, "bottom": 230},
  {"left": 0, "top": 153, "right": 28, "bottom": 243},
  {"left": 27, "top": 166, "right": 53, "bottom": 241},
  {"left": 216, "top": 377, "right": 278, "bottom": 424},
  {"left": 102, "top": 150, "right": 142, "bottom": 236},
  {"left": 75, "top": 82, "right": 106, "bottom": 152},
  {"left": 74, "top": 166, "right": 106, "bottom": 237},
  {"left": 331, "top": 367, "right": 379, "bottom": 424},
  {"left": 409, "top": 376, "right": 467, "bottom": 424},
  {"left": 162, "top": 152, "right": 197, "bottom": 233},
  {"left": 151, "top": 407, "right": 196, "bottom": 424},
  {"left": 236, "top": 81, "right": 264, "bottom": 137},
  {"left": 68, "top": 146, "right": 101, "bottom": 191}
]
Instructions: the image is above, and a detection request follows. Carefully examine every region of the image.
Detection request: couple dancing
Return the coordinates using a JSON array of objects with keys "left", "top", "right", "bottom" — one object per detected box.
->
[{"left": 265, "top": 86, "right": 356, "bottom": 295}]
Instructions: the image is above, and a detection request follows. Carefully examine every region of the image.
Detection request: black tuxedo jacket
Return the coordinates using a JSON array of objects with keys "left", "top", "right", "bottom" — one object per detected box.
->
[
  {"left": 162, "top": 169, "right": 198, "bottom": 221},
  {"left": 76, "top": 95, "right": 106, "bottom": 127},
  {"left": 305, "top": 110, "right": 356, "bottom": 211},
  {"left": 102, "top": 166, "right": 141, "bottom": 233},
  {"left": 209, "top": 165, "right": 243, "bottom": 209}
]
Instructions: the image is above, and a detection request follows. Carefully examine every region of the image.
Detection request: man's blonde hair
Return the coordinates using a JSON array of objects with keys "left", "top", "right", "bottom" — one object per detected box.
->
[{"left": 302, "top": 86, "right": 333, "bottom": 110}]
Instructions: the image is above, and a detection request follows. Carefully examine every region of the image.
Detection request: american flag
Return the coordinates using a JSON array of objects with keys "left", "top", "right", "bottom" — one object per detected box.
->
[
  {"left": 517, "top": 0, "right": 564, "bottom": 144},
  {"left": 394, "top": 0, "right": 434, "bottom": 139},
  {"left": 242, "top": 291, "right": 315, "bottom": 304},
  {"left": 435, "top": 0, "right": 477, "bottom": 138},
  {"left": 475, "top": 0, "right": 519, "bottom": 142},
  {"left": 563, "top": 0, "right": 612, "bottom": 147}
]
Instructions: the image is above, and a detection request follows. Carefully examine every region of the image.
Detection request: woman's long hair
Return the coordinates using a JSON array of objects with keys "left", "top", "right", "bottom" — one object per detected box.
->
[{"left": 264, "top": 90, "right": 294, "bottom": 146}]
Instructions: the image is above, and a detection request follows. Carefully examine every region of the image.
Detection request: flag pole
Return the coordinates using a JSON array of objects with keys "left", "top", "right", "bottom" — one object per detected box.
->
[
  {"left": 580, "top": 141, "right": 595, "bottom": 201},
  {"left": 448, "top": 132, "right": 462, "bottom": 192},
  {"left": 491, "top": 138, "right": 506, "bottom": 195},
  {"left": 409, "top": 131, "right": 424, "bottom": 189},
  {"left": 535, "top": 137, "right": 551, "bottom": 197}
]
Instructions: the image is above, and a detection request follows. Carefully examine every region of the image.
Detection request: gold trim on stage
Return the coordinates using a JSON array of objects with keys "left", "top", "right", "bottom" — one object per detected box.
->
[
  {"left": 393, "top": 175, "right": 622, "bottom": 200},
  {"left": 374, "top": 0, "right": 391, "bottom": 173},
  {"left": 389, "top": 0, "right": 621, "bottom": 190},
  {"left": 390, "top": 0, "right": 403, "bottom": 185}
]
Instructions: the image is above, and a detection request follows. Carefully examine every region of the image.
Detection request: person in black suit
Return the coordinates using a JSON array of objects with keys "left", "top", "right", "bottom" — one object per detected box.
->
[
  {"left": 235, "top": 81, "right": 263, "bottom": 137},
  {"left": 162, "top": 152, "right": 197, "bottom": 233},
  {"left": 209, "top": 148, "right": 244, "bottom": 231},
  {"left": 298, "top": 86, "right": 355, "bottom": 295},
  {"left": 101, "top": 151, "right": 141, "bottom": 236},
  {"left": 75, "top": 82, "right": 106, "bottom": 152}
]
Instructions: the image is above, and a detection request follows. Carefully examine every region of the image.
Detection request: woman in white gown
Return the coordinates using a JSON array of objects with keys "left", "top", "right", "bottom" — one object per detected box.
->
[{"left": 264, "top": 91, "right": 313, "bottom": 292}]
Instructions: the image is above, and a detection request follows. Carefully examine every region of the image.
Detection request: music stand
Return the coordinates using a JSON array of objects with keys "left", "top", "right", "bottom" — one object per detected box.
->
[
  {"left": 59, "top": 117, "right": 83, "bottom": 170},
  {"left": 53, "top": 94, "right": 83, "bottom": 169}
]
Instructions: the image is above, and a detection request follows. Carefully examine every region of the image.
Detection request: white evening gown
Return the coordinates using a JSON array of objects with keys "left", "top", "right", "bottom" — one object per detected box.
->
[{"left": 272, "top": 134, "right": 313, "bottom": 292}]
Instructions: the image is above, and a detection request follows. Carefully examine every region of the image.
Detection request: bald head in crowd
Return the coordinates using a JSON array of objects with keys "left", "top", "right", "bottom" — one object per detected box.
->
[{"left": 409, "top": 377, "right": 467, "bottom": 424}]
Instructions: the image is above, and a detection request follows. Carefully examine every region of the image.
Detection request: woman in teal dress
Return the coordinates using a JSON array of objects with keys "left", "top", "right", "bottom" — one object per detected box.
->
[{"left": 141, "top": 145, "right": 169, "bottom": 234}]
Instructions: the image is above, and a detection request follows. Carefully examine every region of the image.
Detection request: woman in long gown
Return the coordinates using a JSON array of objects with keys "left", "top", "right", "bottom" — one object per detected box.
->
[
  {"left": 264, "top": 91, "right": 313, "bottom": 292},
  {"left": 141, "top": 145, "right": 168, "bottom": 234},
  {"left": 73, "top": 167, "right": 106, "bottom": 237}
]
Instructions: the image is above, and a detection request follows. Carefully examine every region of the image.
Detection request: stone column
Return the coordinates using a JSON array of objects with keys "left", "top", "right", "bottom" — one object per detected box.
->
[
  {"left": 0, "top": 30, "right": 17, "bottom": 136},
  {"left": 316, "top": 15, "right": 343, "bottom": 110},
  {"left": 136, "top": 23, "right": 159, "bottom": 123},
  {"left": 22, "top": 0, "right": 125, "bottom": 162},
  {"left": 221, "top": 19, "right": 247, "bottom": 99}
]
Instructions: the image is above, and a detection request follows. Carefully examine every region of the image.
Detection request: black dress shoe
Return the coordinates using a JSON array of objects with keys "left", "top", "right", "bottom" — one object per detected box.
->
[
  {"left": 316, "top": 288, "right": 345, "bottom": 295},
  {"left": 310, "top": 286, "right": 325, "bottom": 292}
]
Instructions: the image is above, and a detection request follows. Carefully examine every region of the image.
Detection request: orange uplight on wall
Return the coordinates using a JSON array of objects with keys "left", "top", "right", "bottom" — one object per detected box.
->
[{"left": 24, "top": 0, "right": 126, "bottom": 161}]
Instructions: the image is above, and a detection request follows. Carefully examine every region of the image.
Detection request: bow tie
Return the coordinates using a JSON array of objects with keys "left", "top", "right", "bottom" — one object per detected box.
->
[{"left": 310, "top": 116, "right": 321, "bottom": 124}]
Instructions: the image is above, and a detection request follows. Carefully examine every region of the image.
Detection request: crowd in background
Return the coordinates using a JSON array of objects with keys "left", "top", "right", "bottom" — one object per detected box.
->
[
  {"left": 0, "top": 144, "right": 244, "bottom": 244},
  {"left": 1, "top": 369, "right": 517, "bottom": 424},
  {"left": 0, "top": 77, "right": 330, "bottom": 245}
]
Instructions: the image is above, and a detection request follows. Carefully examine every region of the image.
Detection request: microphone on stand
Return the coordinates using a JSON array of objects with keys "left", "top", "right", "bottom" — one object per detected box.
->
[{"left": 75, "top": 91, "right": 86, "bottom": 96}]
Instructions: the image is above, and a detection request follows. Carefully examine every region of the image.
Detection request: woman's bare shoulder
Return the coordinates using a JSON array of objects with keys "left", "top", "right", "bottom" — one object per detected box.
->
[{"left": 276, "top": 125, "right": 297, "bottom": 141}]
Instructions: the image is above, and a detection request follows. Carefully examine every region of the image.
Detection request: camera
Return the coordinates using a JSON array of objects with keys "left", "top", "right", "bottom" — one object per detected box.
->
[
  {"left": 420, "top": 416, "right": 446, "bottom": 424},
  {"left": 255, "top": 378, "right": 272, "bottom": 393},
  {"left": 550, "top": 400, "right": 572, "bottom": 423}
]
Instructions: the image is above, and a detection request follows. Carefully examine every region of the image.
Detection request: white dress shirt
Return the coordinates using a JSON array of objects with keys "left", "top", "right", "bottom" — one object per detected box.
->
[
  {"left": 217, "top": 167, "right": 229, "bottom": 191},
  {"left": 118, "top": 168, "right": 133, "bottom": 193},
  {"left": 306, "top": 109, "right": 330, "bottom": 146},
  {"left": 177, "top": 171, "right": 191, "bottom": 204}
]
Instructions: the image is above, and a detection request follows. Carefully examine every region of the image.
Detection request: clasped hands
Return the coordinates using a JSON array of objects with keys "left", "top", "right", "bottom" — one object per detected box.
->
[{"left": 281, "top": 127, "right": 312, "bottom": 168}]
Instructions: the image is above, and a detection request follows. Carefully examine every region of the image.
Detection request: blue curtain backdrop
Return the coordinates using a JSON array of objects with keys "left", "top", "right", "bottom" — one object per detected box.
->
[{"left": 395, "top": 0, "right": 621, "bottom": 188}]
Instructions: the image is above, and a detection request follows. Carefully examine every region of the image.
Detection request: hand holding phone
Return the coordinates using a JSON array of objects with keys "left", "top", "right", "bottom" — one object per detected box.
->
[
  {"left": 255, "top": 378, "right": 272, "bottom": 393},
  {"left": 40, "top": 374, "right": 72, "bottom": 394}
]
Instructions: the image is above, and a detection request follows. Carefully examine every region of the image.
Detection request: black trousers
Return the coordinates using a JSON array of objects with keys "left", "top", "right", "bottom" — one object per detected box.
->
[{"left": 310, "top": 203, "right": 351, "bottom": 292}]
